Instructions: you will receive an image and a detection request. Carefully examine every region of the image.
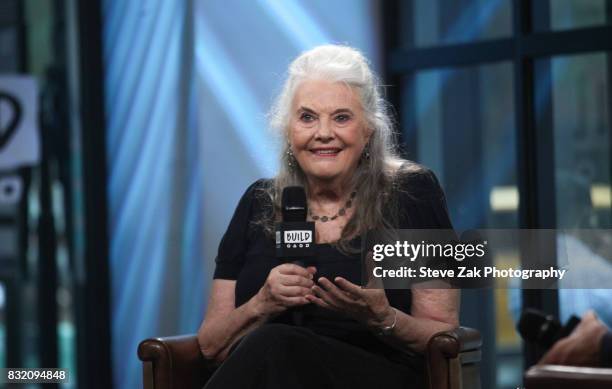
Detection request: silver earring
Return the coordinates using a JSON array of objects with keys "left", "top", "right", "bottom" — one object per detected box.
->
[
  {"left": 363, "top": 145, "right": 371, "bottom": 160},
  {"left": 286, "top": 148, "right": 296, "bottom": 169}
]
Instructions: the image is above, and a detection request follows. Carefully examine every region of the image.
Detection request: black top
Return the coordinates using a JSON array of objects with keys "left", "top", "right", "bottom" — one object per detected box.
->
[
  {"left": 213, "top": 167, "right": 453, "bottom": 364},
  {"left": 602, "top": 331, "right": 612, "bottom": 367}
]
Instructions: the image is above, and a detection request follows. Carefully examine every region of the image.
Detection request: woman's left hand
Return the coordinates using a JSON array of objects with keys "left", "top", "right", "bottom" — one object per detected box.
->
[{"left": 306, "top": 276, "right": 394, "bottom": 328}]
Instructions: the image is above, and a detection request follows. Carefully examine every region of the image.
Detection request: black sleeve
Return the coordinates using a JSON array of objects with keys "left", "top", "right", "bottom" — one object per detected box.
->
[
  {"left": 601, "top": 330, "right": 612, "bottom": 367},
  {"left": 213, "top": 179, "right": 266, "bottom": 280},
  {"left": 396, "top": 167, "right": 454, "bottom": 230},
  {"left": 395, "top": 167, "right": 456, "bottom": 282},
  {"left": 424, "top": 169, "right": 454, "bottom": 230}
]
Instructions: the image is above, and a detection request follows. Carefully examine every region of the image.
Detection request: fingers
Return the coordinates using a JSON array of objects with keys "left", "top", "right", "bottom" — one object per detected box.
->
[
  {"left": 311, "top": 284, "right": 335, "bottom": 307},
  {"left": 277, "top": 285, "right": 313, "bottom": 298},
  {"left": 334, "top": 277, "right": 364, "bottom": 299},
  {"left": 277, "top": 264, "right": 317, "bottom": 278},
  {"left": 313, "top": 277, "right": 355, "bottom": 307},
  {"left": 279, "top": 295, "right": 310, "bottom": 306},
  {"left": 305, "top": 294, "right": 331, "bottom": 309},
  {"left": 280, "top": 274, "right": 315, "bottom": 288},
  {"left": 538, "top": 339, "right": 566, "bottom": 365},
  {"left": 319, "top": 278, "right": 355, "bottom": 302}
]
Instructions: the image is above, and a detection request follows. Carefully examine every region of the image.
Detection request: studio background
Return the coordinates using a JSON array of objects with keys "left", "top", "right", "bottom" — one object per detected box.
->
[{"left": 0, "top": 1, "right": 610, "bottom": 389}]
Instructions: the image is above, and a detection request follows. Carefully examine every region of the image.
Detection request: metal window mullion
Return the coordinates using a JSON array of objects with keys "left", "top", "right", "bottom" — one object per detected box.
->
[
  {"left": 389, "top": 26, "right": 612, "bottom": 74},
  {"left": 514, "top": 0, "right": 560, "bottom": 369}
]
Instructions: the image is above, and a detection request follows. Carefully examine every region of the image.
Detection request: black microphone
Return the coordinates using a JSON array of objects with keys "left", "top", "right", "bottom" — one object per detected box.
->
[
  {"left": 276, "top": 186, "right": 315, "bottom": 326},
  {"left": 276, "top": 186, "right": 315, "bottom": 265},
  {"left": 517, "top": 308, "right": 581, "bottom": 349}
]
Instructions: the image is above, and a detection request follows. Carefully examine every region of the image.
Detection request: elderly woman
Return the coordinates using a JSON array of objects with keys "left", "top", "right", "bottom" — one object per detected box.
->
[{"left": 198, "top": 45, "right": 459, "bottom": 389}]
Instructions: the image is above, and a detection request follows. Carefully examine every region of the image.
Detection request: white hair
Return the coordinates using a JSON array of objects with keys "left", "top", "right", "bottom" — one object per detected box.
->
[
  {"left": 270, "top": 44, "right": 396, "bottom": 153},
  {"left": 259, "top": 44, "right": 421, "bottom": 253}
]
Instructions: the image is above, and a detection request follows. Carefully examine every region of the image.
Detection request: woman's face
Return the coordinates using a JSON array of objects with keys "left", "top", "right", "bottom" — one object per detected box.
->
[{"left": 288, "top": 79, "right": 371, "bottom": 184}]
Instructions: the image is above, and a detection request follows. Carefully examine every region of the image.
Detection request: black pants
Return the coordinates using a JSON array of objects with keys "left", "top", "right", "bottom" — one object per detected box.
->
[{"left": 203, "top": 323, "right": 425, "bottom": 389}]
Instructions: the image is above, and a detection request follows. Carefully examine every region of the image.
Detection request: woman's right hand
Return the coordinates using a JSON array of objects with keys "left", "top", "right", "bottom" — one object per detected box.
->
[{"left": 253, "top": 264, "right": 317, "bottom": 317}]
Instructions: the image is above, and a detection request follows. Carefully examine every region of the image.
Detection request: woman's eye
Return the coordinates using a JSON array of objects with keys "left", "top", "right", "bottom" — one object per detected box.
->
[
  {"left": 335, "top": 114, "right": 351, "bottom": 123},
  {"left": 300, "top": 113, "right": 315, "bottom": 122}
]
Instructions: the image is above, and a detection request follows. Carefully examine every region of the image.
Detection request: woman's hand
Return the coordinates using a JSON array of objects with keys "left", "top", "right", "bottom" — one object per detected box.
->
[
  {"left": 254, "top": 264, "right": 317, "bottom": 318},
  {"left": 307, "top": 276, "right": 395, "bottom": 329}
]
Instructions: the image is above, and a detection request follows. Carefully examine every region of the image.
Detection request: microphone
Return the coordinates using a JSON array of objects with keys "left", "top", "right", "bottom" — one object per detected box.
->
[
  {"left": 517, "top": 308, "right": 581, "bottom": 349},
  {"left": 276, "top": 186, "right": 315, "bottom": 265},
  {"left": 276, "top": 186, "right": 315, "bottom": 326}
]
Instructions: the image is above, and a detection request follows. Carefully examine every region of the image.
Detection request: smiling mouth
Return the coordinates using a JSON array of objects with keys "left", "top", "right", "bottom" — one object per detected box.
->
[{"left": 311, "top": 148, "right": 342, "bottom": 157}]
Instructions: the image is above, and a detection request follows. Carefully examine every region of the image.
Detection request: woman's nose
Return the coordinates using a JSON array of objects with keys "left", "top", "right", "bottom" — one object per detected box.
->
[{"left": 315, "top": 119, "right": 334, "bottom": 140}]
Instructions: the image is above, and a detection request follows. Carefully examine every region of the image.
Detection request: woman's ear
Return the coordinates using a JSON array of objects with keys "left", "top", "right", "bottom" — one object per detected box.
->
[
  {"left": 364, "top": 126, "right": 374, "bottom": 143},
  {"left": 285, "top": 129, "right": 292, "bottom": 149}
]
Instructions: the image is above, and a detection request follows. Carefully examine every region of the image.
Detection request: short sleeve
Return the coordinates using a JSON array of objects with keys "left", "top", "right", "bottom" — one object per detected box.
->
[
  {"left": 396, "top": 167, "right": 454, "bottom": 230},
  {"left": 425, "top": 169, "right": 454, "bottom": 230},
  {"left": 213, "top": 180, "right": 267, "bottom": 280},
  {"left": 396, "top": 166, "right": 457, "bottom": 283}
]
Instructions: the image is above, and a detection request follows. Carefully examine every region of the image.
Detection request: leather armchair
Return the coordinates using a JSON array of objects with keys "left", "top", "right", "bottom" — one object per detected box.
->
[
  {"left": 138, "top": 327, "right": 482, "bottom": 389},
  {"left": 425, "top": 327, "right": 482, "bottom": 389},
  {"left": 138, "top": 335, "right": 214, "bottom": 389},
  {"left": 524, "top": 365, "right": 612, "bottom": 389}
]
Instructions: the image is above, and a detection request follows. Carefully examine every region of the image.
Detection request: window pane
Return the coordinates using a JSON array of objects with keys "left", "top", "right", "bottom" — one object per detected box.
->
[
  {"left": 533, "top": 0, "right": 612, "bottom": 32},
  {"left": 401, "top": 0, "right": 513, "bottom": 48},
  {"left": 408, "top": 62, "right": 517, "bottom": 230},
  {"left": 403, "top": 61, "right": 521, "bottom": 388},
  {"left": 536, "top": 52, "right": 612, "bottom": 326}
]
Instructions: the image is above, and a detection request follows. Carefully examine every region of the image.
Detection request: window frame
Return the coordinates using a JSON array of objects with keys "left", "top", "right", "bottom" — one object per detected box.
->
[{"left": 382, "top": 0, "right": 612, "bottom": 376}]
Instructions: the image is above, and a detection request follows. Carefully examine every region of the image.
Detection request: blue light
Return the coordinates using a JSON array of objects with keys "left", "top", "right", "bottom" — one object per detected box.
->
[{"left": 102, "top": 1, "right": 380, "bottom": 388}]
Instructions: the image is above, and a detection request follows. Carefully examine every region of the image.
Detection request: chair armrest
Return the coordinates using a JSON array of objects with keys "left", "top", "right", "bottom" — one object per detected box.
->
[
  {"left": 427, "top": 326, "right": 482, "bottom": 359},
  {"left": 138, "top": 334, "right": 214, "bottom": 389},
  {"left": 426, "top": 327, "right": 482, "bottom": 389},
  {"left": 525, "top": 365, "right": 612, "bottom": 389}
]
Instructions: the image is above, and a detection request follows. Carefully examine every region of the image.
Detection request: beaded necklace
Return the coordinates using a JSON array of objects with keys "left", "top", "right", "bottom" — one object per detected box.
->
[{"left": 308, "top": 191, "right": 357, "bottom": 222}]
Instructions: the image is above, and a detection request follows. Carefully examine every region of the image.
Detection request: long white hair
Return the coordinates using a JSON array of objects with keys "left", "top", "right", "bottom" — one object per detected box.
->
[{"left": 259, "top": 44, "right": 420, "bottom": 252}]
